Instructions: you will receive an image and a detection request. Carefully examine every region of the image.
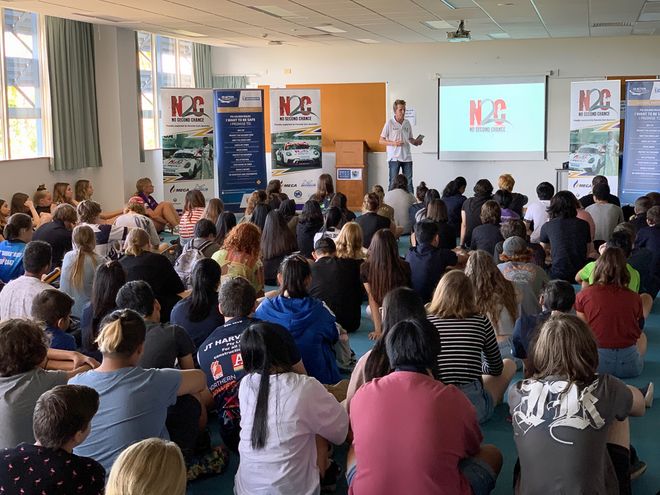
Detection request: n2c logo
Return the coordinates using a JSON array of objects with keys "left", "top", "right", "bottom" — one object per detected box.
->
[
  {"left": 279, "top": 95, "right": 317, "bottom": 117},
  {"left": 578, "top": 89, "right": 613, "bottom": 112},
  {"left": 469, "top": 99, "right": 508, "bottom": 127},
  {"left": 171, "top": 95, "right": 206, "bottom": 117}
]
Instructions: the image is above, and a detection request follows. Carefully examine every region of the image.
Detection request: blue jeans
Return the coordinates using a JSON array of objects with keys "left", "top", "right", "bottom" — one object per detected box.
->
[
  {"left": 597, "top": 346, "right": 643, "bottom": 378},
  {"left": 459, "top": 380, "right": 494, "bottom": 424},
  {"left": 388, "top": 160, "right": 413, "bottom": 192}
]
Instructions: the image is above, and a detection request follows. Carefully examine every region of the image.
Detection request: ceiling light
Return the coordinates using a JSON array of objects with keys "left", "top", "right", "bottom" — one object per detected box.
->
[
  {"left": 174, "top": 30, "right": 207, "bottom": 38},
  {"left": 252, "top": 5, "right": 298, "bottom": 18},
  {"left": 440, "top": 0, "right": 457, "bottom": 9},
  {"left": 423, "top": 20, "right": 453, "bottom": 29},
  {"left": 315, "top": 25, "right": 347, "bottom": 33},
  {"left": 357, "top": 38, "right": 379, "bottom": 43},
  {"left": 489, "top": 32, "right": 511, "bottom": 38}
]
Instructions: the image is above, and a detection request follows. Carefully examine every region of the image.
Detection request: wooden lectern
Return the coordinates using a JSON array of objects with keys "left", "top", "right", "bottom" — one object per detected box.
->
[{"left": 335, "top": 140, "right": 369, "bottom": 211}]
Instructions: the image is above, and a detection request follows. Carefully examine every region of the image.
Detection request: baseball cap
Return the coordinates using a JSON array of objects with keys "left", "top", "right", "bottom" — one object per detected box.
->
[
  {"left": 503, "top": 236, "right": 527, "bottom": 257},
  {"left": 127, "top": 196, "right": 145, "bottom": 204}
]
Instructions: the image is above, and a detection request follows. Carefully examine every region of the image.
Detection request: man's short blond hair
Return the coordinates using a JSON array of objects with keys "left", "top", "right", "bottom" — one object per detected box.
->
[{"left": 393, "top": 99, "right": 406, "bottom": 112}]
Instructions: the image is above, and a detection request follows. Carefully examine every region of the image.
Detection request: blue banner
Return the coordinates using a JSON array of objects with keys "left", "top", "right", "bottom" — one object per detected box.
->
[
  {"left": 214, "top": 89, "right": 267, "bottom": 212},
  {"left": 621, "top": 80, "right": 660, "bottom": 205}
]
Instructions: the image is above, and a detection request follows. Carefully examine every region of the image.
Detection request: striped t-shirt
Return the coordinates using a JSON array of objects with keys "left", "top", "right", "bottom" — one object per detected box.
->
[
  {"left": 179, "top": 207, "right": 205, "bottom": 240},
  {"left": 428, "top": 314, "right": 503, "bottom": 385}
]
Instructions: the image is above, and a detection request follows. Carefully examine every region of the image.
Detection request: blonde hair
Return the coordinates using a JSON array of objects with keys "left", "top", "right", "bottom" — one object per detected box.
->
[
  {"left": 95, "top": 309, "right": 146, "bottom": 357},
  {"left": 465, "top": 250, "right": 519, "bottom": 330},
  {"left": 123, "top": 228, "right": 150, "bottom": 256},
  {"left": 75, "top": 180, "right": 91, "bottom": 201},
  {"left": 498, "top": 174, "right": 515, "bottom": 192},
  {"left": 125, "top": 201, "right": 146, "bottom": 215},
  {"left": 203, "top": 198, "right": 224, "bottom": 224},
  {"left": 33, "top": 186, "right": 51, "bottom": 206},
  {"left": 428, "top": 270, "right": 477, "bottom": 318},
  {"left": 106, "top": 438, "right": 186, "bottom": 495},
  {"left": 336, "top": 222, "right": 365, "bottom": 260},
  {"left": 52, "top": 183, "right": 73, "bottom": 205},
  {"left": 135, "top": 178, "right": 152, "bottom": 195},
  {"left": 70, "top": 225, "right": 98, "bottom": 289}
]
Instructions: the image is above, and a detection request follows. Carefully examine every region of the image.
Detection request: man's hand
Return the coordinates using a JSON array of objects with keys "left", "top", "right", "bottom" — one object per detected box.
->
[{"left": 72, "top": 352, "right": 100, "bottom": 369}]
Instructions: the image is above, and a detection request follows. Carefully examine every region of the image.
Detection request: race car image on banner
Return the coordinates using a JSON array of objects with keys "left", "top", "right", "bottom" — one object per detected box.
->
[
  {"left": 274, "top": 140, "right": 321, "bottom": 167},
  {"left": 568, "top": 143, "right": 606, "bottom": 175}
]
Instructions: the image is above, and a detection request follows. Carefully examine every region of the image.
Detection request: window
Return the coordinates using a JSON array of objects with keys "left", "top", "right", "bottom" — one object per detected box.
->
[
  {"left": 0, "top": 8, "right": 47, "bottom": 160},
  {"left": 138, "top": 32, "right": 195, "bottom": 150}
]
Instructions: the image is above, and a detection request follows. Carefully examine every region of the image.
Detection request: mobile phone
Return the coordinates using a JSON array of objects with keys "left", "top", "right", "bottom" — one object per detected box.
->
[{"left": 417, "top": 134, "right": 425, "bottom": 140}]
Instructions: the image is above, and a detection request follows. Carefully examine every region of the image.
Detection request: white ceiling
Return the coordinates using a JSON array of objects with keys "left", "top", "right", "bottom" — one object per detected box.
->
[{"left": 1, "top": 0, "right": 658, "bottom": 47}]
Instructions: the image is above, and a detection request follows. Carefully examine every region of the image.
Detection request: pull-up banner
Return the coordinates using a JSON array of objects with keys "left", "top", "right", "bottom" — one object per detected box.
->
[
  {"left": 160, "top": 88, "right": 215, "bottom": 210},
  {"left": 214, "top": 89, "right": 267, "bottom": 212},
  {"left": 270, "top": 88, "right": 322, "bottom": 202},
  {"left": 567, "top": 81, "right": 620, "bottom": 200},
  {"left": 621, "top": 80, "right": 660, "bottom": 205}
]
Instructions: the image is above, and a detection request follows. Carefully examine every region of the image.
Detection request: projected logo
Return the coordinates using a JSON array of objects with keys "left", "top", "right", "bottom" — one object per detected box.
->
[
  {"left": 279, "top": 95, "right": 318, "bottom": 122},
  {"left": 577, "top": 89, "right": 616, "bottom": 117},
  {"left": 171, "top": 95, "right": 210, "bottom": 120},
  {"left": 469, "top": 99, "right": 510, "bottom": 132}
]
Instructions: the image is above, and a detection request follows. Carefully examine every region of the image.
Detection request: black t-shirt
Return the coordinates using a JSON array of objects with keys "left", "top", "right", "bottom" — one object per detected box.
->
[
  {"left": 0, "top": 443, "right": 105, "bottom": 495},
  {"left": 296, "top": 219, "right": 323, "bottom": 258},
  {"left": 197, "top": 317, "right": 301, "bottom": 446},
  {"left": 470, "top": 223, "right": 504, "bottom": 254},
  {"left": 510, "top": 192, "right": 528, "bottom": 217},
  {"left": 139, "top": 321, "right": 196, "bottom": 369},
  {"left": 580, "top": 193, "right": 621, "bottom": 209},
  {"left": 461, "top": 195, "right": 491, "bottom": 247},
  {"left": 32, "top": 220, "right": 72, "bottom": 268},
  {"left": 263, "top": 253, "right": 291, "bottom": 286},
  {"left": 119, "top": 252, "right": 185, "bottom": 322},
  {"left": 442, "top": 194, "right": 467, "bottom": 231},
  {"left": 437, "top": 221, "right": 458, "bottom": 249},
  {"left": 405, "top": 243, "right": 458, "bottom": 303},
  {"left": 309, "top": 256, "right": 364, "bottom": 332},
  {"left": 540, "top": 217, "right": 591, "bottom": 282},
  {"left": 356, "top": 212, "right": 391, "bottom": 248}
]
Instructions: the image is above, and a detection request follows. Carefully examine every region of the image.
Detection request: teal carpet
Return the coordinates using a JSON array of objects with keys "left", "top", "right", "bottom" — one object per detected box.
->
[{"left": 187, "top": 239, "right": 660, "bottom": 494}]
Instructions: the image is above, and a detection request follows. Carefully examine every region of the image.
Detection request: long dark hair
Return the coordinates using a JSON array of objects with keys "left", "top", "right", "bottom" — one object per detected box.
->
[
  {"left": 364, "top": 288, "right": 426, "bottom": 381},
  {"left": 278, "top": 253, "right": 311, "bottom": 298},
  {"left": 250, "top": 203, "right": 271, "bottom": 232},
  {"left": 320, "top": 207, "right": 343, "bottom": 234},
  {"left": 366, "top": 229, "right": 409, "bottom": 305},
  {"left": 424, "top": 189, "right": 440, "bottom": 207},
  {"left": 87, "top": 261, "right": 127, "bottom": 350},
  {"left": 299, "top": 200, "right": 323, "bottom": 225},
  {"left": 278, "top": 199, "right": 297, "bottom": 221},
  {"left": 241, "top": 322, "right": 294, "bottom": 450},
  {"left": 261, "top": 210, "right": 297, "bottom": 260},
  {"left": 215, "top": 212, "right": 237, "bottom": 245},
  {"left": 442, "top": 176, "right": 467, "bottom": 197},
  {"left": 187, "top": 258, "right": 221, "bottom": 322}
]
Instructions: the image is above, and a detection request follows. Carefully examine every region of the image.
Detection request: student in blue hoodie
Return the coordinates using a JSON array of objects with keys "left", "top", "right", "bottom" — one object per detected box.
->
[{"left": 255, "top": 253, "right": 341, "bottom": 384}]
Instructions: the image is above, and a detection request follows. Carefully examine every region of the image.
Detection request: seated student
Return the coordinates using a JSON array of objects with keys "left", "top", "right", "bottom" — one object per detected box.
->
[
  {"left": 113, "top": 196, "right": 162, "bottom": 250},
  {"left": 413, "top": 187, "right": 440, "bottom": 224},
  {"left": 202, "top": 197, "right": 224, "bottom": 226},
  {"left": 52, "top": 182, "right": 77, "bottom": 208},
  {"left": 310, "top": 237, "right": 364, "bottom": 334},
  {"left": 635, "top": 205, "right": 659, "bottom": 296},
  {"left": 614, "top": 222, "right": 658, "bottom": 299},
  {"left": 427, "top": 270, "right": 516, "bottom": 423},
  {"left": 174, "top": 219, "right": 221, "bottom": 287},
  {"left": 349, "top": 319, "right": 502, "bottom": 495},
  {"left": 461, "top": 179, "right": 494, "bottom": 248},
  {"left": 511, "top": 279, "right": 575, "bottom": 373},
  {"left": 383, "top": 174, "right": 416, "bottom": 234},
  {"left": 11, "top": 192, "right": 43, "bottom": 227},
  {"left": 315, "top": 173, "right": 335, "bottom": 212},
  {"left": 198, "top": 278, "right": 303, "bottom": 451},
  {"left": 0, "top": 319, "right": 93, "bottom": 449},
  {"left": 279, "top": 198, "right": 299, "bottom": 235},
  {"left": 171, "top": 258, "right": 225, "bottom": 349},
  {"left": 373, "top": 184, "right": 401, "bottom": 234},
  {"left": 296, "top": 200, "right": 324, "bottom": 258},
  {"left": 265, "top": 179, "right": 282, "bottom": 210},
  {"left": 579, "top": 175, "right": 621, "bottom": 208},
  {"left": 494, "top": 219, "right": 545, "bottom": 268},
  {"left": 115, "top": 281, "right": 195, "bottom": 370},
  {"left": 106, "top": 438, "right": 187, "bottom": 495},
  {"left": 0, "top": 198, "right": 9, "bottom": 241},
  {"left": 215, "top": 211, "right": 237, "bottom": 246},
  {"left": 575, "top": 248, "right": 651, "bottom": 379},
  {"left": 509, "top": 314, "right": 647, "bottom": 495},
  {"left": 249, "top": 203, "right": 271, "bottom": 233},
  {"left": 540, "top": 190, "right": 591, "bottom": 282},
  {"left": 33, "top": 185, "right": 55, "bottom": 216},
  {"left": 80, "top": 260, "right": 127, "bottom": 361},
  {"left": 576, "top": 231, "right": 641, "bottom": 292},
  {"left": 408, "top": 181, "right": 428, "bottom": 230},
  {"left": 356, "top": 192, "right": 392, "bottom": 249},
  {"left": 234, "top": 322, "right": 349, "bottom": 495},
  {"left": 498, "top": 173, "right": 528, "bottom": 216},
  {"left": 239, "top": 190, "right": 264, "bottom": 225},
  {"left": 31, "top": 289, "right": 76, "bottom": 351},
  {"left": 313, "top": 206, "right": 343, "bottom": 246},
  {"left": 336, "top": 221, "right": 367, "bottom": 261},
  {"left": 190, "top": 218, "right": 221, "bottom": 258},
  {"left": 524, "top": 181, "right": 554, "bottom": 243},
  {"left": 0, "top": 385, "right": 105, "bottom": 494},
  {"left": 494, "top": 189, "right": 520, "bottom": 223},
  {"left": 32, "top": 203, "right": 77, "bottom": 268},
  {"left": 60, "top": 225, "right": 104, "bottom": 319},
  {"left": 255, "top": 253, "right": 341, "bottom": 384},
  {"left": 0, "top": 240, "right": 53, "bottom": 320},
  {"left": 585, "top": 183, "right": 624, "bottom": 246},
  {"left": 630, "top": 195, "right": 652, "bottom": 233},
  {"left": 329, "top": 191, "right": 356, "bottom": 225},
  {"left": 261, "top": 210, "right": 297, "bottom": 286},
  {"left": 0, "top": 212, "right": 33, "bottom": 283},
  {"left": 70, "top": 309, "right": 207, "bottom": 473},
  {"left": 406, "top": 220, "right": 458, "bottom": 303},
  {"left": 411, "top": 199, "right": 457, "bottom": 250},
  {"left": 178, "top": 190, "right": 206, "bottom": 243},
  {"left": 346, "top": 287, "right": 426, "bottom": 412},
  {"left": 119, "top": 228, "right": 185, "bottom": 322},
  {"left": 212, "top": 222, "right": 264, "bottom": 294},
  {"left": 442, "top": 177, "right": 468, "bottom": 233},
  {"left": 78, "top": 200, "right": 128, "bottom": 260},
  {"left": 498, "top": 236, "right": 549, "bottom": 315},
  {"left": 470, "top": 200, "right": 504, "bottom": 254},
  {"left": 134, "top": 177, "right": 180, "bottom": 232}
]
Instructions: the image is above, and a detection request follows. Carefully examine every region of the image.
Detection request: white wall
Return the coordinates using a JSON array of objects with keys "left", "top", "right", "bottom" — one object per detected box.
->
[{"left": 213, "top": 36, "right": 660, "bottom": 201}]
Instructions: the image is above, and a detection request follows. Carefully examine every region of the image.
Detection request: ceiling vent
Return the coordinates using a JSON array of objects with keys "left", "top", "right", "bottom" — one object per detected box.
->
[{"left": 591, "top": 22, "right": 633, "bottom": 28}]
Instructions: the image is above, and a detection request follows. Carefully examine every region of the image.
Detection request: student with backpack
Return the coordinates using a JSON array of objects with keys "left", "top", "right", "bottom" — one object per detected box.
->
[{"left": 174, "top": 219, "right": 220, "bottom": 288}]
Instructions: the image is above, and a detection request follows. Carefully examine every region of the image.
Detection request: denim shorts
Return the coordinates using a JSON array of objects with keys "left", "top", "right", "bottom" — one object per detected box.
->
[
  {"left": 597, "top": 345, "right": 643, "bottom": 378},
  {"left": 498, "top": 337, "right": 522, "bottom": 371},
  {"left": 459, "top": 380, "right": 494, "bottom": 424}
]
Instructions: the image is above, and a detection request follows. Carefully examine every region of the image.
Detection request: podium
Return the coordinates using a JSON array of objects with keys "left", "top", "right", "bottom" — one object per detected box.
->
[{"left": 335, "top": 140, "right": 368, "bottom": 211}]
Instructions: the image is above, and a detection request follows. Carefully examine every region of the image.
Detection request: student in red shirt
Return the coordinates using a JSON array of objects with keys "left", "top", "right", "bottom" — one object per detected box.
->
[
  {"left": 576, "top": 247, "right": 651, "bottom": 378},
  {"left": 348, "top": 319, "right": 502, "bottom": 495}
]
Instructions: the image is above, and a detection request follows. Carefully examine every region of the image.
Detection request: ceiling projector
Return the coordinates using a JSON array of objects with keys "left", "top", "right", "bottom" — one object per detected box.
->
[{"left": 447, "top": 20, "right": 471, "bottom": 42}]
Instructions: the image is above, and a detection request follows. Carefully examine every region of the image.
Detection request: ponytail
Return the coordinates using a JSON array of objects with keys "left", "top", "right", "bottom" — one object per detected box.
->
[
  {"left": 70, "top": 225, "right": 99, "bottom": 289},
  {"left": 3, "top": 213, "right": 32, "bottom": 240},
  {"left": 96, "top": 309, "right": 146, "bottom": 357},
  {"left": 124, "top": 228, "right": 150, "bottom": 256}
]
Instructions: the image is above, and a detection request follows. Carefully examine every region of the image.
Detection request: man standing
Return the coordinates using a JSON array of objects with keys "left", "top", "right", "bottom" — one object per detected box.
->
[
  {"left": 380, "top": 99, "right": 422, "bottom": 192},
  {"left": 201, "top": 136, "right": 213, "bottom": 179}
]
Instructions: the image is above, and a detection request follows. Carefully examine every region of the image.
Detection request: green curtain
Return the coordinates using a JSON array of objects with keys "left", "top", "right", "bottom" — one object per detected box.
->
[
  {"left": 193, "top": 43, "right": 213, "bottom": 88},
  {"left": 212, "top": 75, "right": 248, "bottom": 89},
  {"left": 45, "top": 16, "right": 101, "bottom": 170}
]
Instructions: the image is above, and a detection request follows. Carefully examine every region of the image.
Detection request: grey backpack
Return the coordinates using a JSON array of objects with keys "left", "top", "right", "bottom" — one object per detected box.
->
[{"left": 174, "top": 239, "right": 212, "bottom": 288}]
